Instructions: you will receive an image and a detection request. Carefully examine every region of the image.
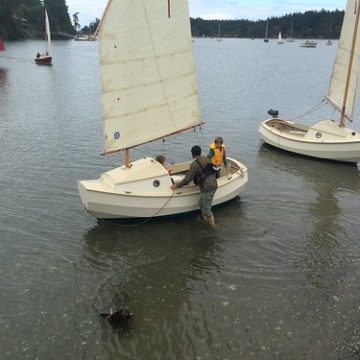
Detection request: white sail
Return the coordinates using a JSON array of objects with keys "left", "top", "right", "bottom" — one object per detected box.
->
[
  {"left": 265, "top": 20, "right": 268, "bottom": 39},
  {"left": 98, "top": 0, "right": 201, "bottom": 153},
  {"left": 45, "top": 8, "right": 51, "bottom": 54},
  {"left": 326, "top": 0, "right": 360, "bottom": 120}
]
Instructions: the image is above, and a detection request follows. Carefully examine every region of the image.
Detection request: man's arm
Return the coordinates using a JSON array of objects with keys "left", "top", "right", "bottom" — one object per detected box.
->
[{"left": 171, "top": 162, "right": 199, "bottom": 189}]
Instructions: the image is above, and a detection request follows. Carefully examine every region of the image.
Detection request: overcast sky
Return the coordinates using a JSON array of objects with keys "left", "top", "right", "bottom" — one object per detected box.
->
[{"left": 65, "top": 0, "right": 346, "bottom": 28}]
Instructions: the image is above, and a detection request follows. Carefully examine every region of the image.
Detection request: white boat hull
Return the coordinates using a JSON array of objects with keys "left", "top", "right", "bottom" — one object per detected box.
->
[
  {"left": 259, "top": 118, "right": 360, "bottom": 163},
  {"left": 78, "top": 157, "right": 248, "bottom": 219}
]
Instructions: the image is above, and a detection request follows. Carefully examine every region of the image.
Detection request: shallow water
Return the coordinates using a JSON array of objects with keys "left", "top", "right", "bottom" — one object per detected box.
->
[{"left": 1, "top": 38, "right": 360, "bottom": 359}]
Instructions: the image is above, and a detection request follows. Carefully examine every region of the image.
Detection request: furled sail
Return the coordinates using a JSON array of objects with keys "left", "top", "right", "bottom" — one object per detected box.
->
[
  {"left": 98, "top": 0, "right": 201, "bottom": 153},
  {"left": 326, "top": 0, "right": 360, "bottom": 120},
  {"left": 45, "top": 8, "right": 51, "bottom": 54}
]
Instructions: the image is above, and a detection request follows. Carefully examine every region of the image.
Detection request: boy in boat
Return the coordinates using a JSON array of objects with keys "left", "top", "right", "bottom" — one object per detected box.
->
[
  {"left": 156, "top": 155, "right": 172, "bottom": 174},
  {"left": 207, "top": 136, "right": 228, "bottom": 178},
  {"left": 170, "top": 146, "right": 217, "bottom": 228}
]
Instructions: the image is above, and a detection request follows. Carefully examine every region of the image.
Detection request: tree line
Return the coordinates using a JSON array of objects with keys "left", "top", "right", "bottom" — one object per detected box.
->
[
  {"left": 0, "top": 2, "right": 344, "bottom": 41},
  {"left": 0, "top": 0, "right": 74, "bottom": 40},
  {"left": 191, "top": 9, "right": 344, "bottom": 39}
]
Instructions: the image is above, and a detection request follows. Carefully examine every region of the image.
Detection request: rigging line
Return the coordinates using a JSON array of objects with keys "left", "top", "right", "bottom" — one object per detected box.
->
[
  {"left": 194, "top": 127, "right": 206, "bottom": 148},
  {"left": 288, "top": 99, "right": 326, "bottom": 121},
  {"left": 330, "top": 106, "right": 337, "bottom": 120},
  {"left": 141, "top": 0, "right": 178, "bottom": 129}
]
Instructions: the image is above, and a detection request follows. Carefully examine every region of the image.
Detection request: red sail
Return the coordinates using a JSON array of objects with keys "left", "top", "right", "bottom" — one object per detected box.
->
[{"left": 0, "top": 34, "right": 5, "bottom": 51}]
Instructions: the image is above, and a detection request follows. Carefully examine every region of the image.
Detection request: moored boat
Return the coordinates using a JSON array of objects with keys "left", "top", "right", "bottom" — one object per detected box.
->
[
  {"left": 259, "top": 0, "right": 360, "bottom": 163},
  {"left": 259, "top": 118, "right": 360, "bottom": 163},
  {"left": 300, "top": 40, "right": 317, "bottom": 48}
]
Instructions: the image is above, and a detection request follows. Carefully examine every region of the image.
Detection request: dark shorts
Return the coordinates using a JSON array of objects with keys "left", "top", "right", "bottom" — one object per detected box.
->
[{"left": 199, "top": 190, "right": 216, "bottom": 217}]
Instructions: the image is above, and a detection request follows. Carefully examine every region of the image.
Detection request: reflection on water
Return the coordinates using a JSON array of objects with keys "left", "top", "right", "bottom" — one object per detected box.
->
[
  {"left": 0, "top": 67, "right": 8, "bottom": 88},
  {"left": 83, "top": 220, "right": 220, "bottom": 358},
  {"left": 2, "top": 39, "right": 360, "bottom": 360},
  {"left": 256, "top": 144, "right": 360, "bottom": 358}
]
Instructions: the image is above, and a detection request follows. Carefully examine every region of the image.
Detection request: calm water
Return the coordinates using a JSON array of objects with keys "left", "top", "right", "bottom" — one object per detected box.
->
[{"left": 1, "top": 38, "right": 360, "bottom": 359}]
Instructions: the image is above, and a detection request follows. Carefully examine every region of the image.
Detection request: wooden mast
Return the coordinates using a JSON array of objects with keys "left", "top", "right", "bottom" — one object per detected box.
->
[
  {"left": 340, "top": 0, "right": 360, "bottom": 127},
  {"left": 124, "top": 149, "right": 130, "bottom": 168}
]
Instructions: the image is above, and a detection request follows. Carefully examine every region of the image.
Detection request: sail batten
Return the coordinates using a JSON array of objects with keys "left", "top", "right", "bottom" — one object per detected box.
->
[
  {"left": 98, "top": 0, "right": 200, "bottom": 152},
  {"left": 102, "top": 122, "right": 204, "bottom": 155},
  {"left": 327, "top": 0, "right": 360, "bottom": 121}
]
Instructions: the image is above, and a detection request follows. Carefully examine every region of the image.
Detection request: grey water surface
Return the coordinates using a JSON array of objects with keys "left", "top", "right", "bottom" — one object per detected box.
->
[{"left": 1, "top": 38, "right": 360, "bottom": 359}]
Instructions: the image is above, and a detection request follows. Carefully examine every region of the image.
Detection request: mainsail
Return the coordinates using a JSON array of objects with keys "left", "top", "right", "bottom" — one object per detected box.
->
[
  {"left": 326, "top": 0, "right": 360, "bottom": 120},
  {"left": 98, "top": 0, "right": 201, "bottom": 153},
  {"left": 45, "top": 8, "right": 51, "bottom": 54}
]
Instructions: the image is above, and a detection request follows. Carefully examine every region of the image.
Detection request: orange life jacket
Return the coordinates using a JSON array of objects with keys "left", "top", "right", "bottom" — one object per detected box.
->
[{"left": 210, "top": 143, "right": 225, "bottom": 167}]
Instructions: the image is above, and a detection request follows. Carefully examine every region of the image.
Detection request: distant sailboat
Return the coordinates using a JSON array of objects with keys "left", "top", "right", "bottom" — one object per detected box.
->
[
  {"left": 287, "top": 21, "right": 294, "bottom": 42},
  {"left": 0, "top": 33, "right": 5, "bottom": 51},
  {"left": 327, "top": 22, "right": 333, "bottom": 45},
  {"left": 216, "top": 22, "right": 222, "bottom": 41},
  {"left": 300, "top": 40, "right": 317, "bottom": 48},
  {"left": 277, "top": 31, "right": 284, "bottom": 44},
  {"left": 264, "top": 19, "right": 269, "bottom": 42},
  {"left": 259, "top": 0, "right": 360, "bottom": 163},
  {"left": 35, "top": 7, "right": 52, "bottom": 65}
]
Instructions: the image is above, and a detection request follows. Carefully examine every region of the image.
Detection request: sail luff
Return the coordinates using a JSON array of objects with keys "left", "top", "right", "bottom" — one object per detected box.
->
[
  {"left": 94, "top": 0, "right": 113, "bottom": 39},
  {"left": 326, "top": 0, "right": 360, "bottom": 123},
  {"left": 98, "top": 0, "right": 201, "bottom": 153}
]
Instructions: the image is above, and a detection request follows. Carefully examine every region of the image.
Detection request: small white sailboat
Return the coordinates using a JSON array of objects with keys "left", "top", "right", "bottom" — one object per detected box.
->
[
  {"left": 35, "top": 7, "right": 52, "bottom": 65},
  {"left": 259, "top": 0, "right": 360, "bottom": 163},
  {"left": 264, "top": 19, "right": 269, "bottom": 42},
  {"left": 77, "top": 0, "right": 248, "bottom": 219},
  {"left": 287, "top": 21, "right": 294, "bottom": 42},
  {"left": 277, "top": 31, "right": 284, "bottom": 44},
  {"left": 327, "top": 22, "right": 333, "bottom": 45},
  {"left": 216, "top": 22, "right": 222, "bottom": 41}
]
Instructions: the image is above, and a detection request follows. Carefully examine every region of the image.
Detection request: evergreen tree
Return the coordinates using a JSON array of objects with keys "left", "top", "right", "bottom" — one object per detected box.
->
[
  {"left": 44, "top": 0, "right": 75, "bottom": 38},
  {"left": 0, "top": 3, "right": 345, "bottom": 41}
]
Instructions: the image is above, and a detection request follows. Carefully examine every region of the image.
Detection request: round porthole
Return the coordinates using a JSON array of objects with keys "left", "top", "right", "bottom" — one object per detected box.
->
[
  {"left": 153, "top": 180, "right": 160, "bottom": 187},
  {"left": 316, "top": 132, "right": 322, "bottom": 138}
]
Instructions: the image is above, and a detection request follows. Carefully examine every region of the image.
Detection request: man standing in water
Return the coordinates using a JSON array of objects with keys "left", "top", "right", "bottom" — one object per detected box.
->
[{"left": 170, "top": 146, "right": 218, "bottom": 228}]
